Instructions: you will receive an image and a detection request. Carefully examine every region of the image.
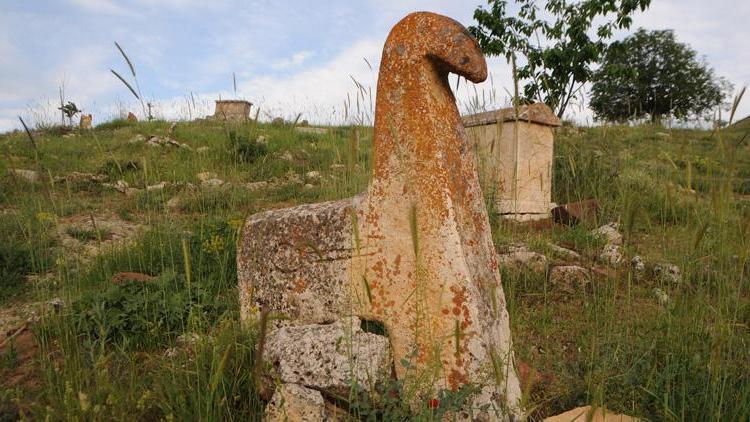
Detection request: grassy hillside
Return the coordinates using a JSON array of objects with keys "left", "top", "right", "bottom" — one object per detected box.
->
[{"left": 0, "top": 118, "right": 749, "bottom": 420}]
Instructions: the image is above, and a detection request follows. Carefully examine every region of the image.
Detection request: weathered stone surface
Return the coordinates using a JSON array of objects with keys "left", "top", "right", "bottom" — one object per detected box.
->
[
  {"left": 7, "top": 169, "right": 40, "bottom": 183},
  {"left": 549, "top": 265, "right": 590, "bottom": 291},
  {"left": 79, "top": 114, "right": 92, "bottom": 129},
  {"left": 630, "top": 255, "right": 645, "bottom": 274},
  {"left": 265, "top": 317, "right": 391, "bottom": 394},
  {"left": 213, "top": 100, "right": 252, "bottom": 122},
  {"left": 654, "top": 263, "right": 681, "bottom": 284},
  {"left": 547, "top": 243, "right": 581, "bottom": 261},
  {"left": 592, "top": 223, "right": 623, "bottom": 246},
  {"left": 127, "top": 112, "right": 138, "bottom": 122},
  {"left": 497, "top": 244, "right": 549, "bottom": 274},
  {"left": 264, "top": 384, "right": 327, "bottom": 422},
  {"left": 599, "top": 244, "right": 623, "bottom": 266},
  {"left": 464, "top": 103, "right": 560, "bottom": 220},
  {"left": 544, "top": 406, "right": 638, "bottom": 422},
  {"left": 239, "top": 12, "right": 521, "bottom": 418}
]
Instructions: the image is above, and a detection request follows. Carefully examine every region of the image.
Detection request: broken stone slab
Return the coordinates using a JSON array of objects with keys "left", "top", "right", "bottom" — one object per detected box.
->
[
  {"left": 7, "top": 169, "right": 41, "bottom": 183},
  {"left": 592, "top": 223, "right": 623, "bottom": 246},
  {"left": 264, "top": 317, "right": 391, "bottom": 395},
  {"left": 201, "top": 178, "right": 224, "bottom": 188},
  {"left": 496, "top": 243, "right": 549, "bottom": 274},
  {"left": 244, "top": 181, "right": 269, "bottom": 192},
  {"left": 547, "top": 243, "right": 581, "bottom": 261},
  {"left": 196, "top": 172, "right": 218, "bottom": 183},
  {"left": 146, "top": 181, "right": 167, "bottom": 192},
  {"left": 239, "top": 12, "right": 521, "bottom": 418},
  {"left": 549, "top": 265, "right": 590, "bottom": 292},
  {"left": 264, "top": 384, "right": 327, "bottom": 422},
  {"left": 544, "top": 405, "right": 638, "bottom": 421},
  {"left": 79, "top": 114, "right": 92, "bottom": 129}
]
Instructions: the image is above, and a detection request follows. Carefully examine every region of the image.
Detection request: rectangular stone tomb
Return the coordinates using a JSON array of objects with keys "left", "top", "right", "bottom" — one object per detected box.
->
[
  {"left": 463, "top": 103, "right": 561, "bottom": 221},
  {"left": 213, "top": 100, "right": 252, "bottom": 121}
]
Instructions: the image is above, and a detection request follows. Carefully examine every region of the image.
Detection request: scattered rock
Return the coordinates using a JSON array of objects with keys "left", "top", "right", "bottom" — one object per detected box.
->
[
  {"left": 598, "top": 244, "right": 623, "bottom": 266},
  {"left": 128, "top": 134, "right": 147, "bottom": 144},
  {"left": 196, "top": 172, "right": 218, "bottom": 183},
  {"left": 168, "top": 122, "right": 177, "bottom": 134},
  {"left": 496, "top": 244, "right": 548, "bottom": 274},
  {"left": 202, "top": 178, "right": 224, "bottom": 188},
  {"left": 103, "top": 179, "right": 129, "bottom": 193},
  {"left": 264, "top": 317, "right": 391, "bottom": 395},
  {"left": 264, "top": 384, "right": 327, "bottom": 422},
  {"left": 146, "top": 182, "right": 167, "bottom": 192},
  {"left": 256, "top": 135, "right": 268, "bottom": 145},
  {"left": 653, "top": 288, "right": 670, "bottom": 306},
  {"left": 8, "top": 169, "right": 41, "bottom": 183},
  {"left": 549, "top": 265, "right": 590, "bottom": 291},
  {"left": 330, "top": 163, "right": 346, "bottom": 171},
  {"left": 304, "top": 183, "right": 314, "bottom": 190},
  {"left": 547, "top": 243, "right": 581, "bottom": 260},
  {"left": 53, "top": 172, "right": 108, "bottom": 184},
  {"left": 654, "top": 263, "right": 682, "bottom": 284},
  {"left": 305, "top": 170, "right": 322, "bottom": 184},
  {"left": 592, "top": 223, "right": 623, "bottom": 246},
  {"left": 544, "top": 405, "right": 638, "bottom": 422},
  {"left": 280, "top": 151, "right": 294, "bottom": 162},
  {"left": 244, "top": 181, "right": 269, "bottom": 192},
  {"left": 631, "top": 255, "right": 646, "bottom": 274},
  {"left": 112, "top": 272, "right": 156, "bottom": 284},
  {"left": 196, "top": 146, "right": 210, "bottom": 153},
  {"left": 166, "top": 197, "right": 180, "bottom": 208}
]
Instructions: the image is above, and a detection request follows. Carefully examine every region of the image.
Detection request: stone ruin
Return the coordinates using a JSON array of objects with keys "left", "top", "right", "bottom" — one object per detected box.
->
[
  {"left": 238, "top": 12, "right": 521, "bottom": 419},
  {"left": 463, "top": 103, "right": 561, "bottom": 221},
  {"left": 213, "top": 99, "right": 252, "bottom": 121}
]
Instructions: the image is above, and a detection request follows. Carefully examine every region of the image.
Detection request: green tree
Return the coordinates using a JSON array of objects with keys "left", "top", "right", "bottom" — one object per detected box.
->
[
  {"left": 469, "top": 0, "right": 651, "bottom": 118},
  {"left": 590, "top": 29, "right": 731, "bottom": 123},
  {"left": 58, "top": 101, "right": 81, "bottom": 126}
]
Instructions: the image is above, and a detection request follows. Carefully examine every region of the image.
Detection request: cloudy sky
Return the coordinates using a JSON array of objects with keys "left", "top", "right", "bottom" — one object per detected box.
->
[{"left": 1, "top": 0, "right": 748, "bottom": 132}]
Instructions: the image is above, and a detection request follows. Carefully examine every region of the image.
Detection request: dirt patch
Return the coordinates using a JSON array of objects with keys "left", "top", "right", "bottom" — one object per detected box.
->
[
  {"left": 1, "top": 329, "right": 41, "bottom": 391},
  {"left": 56, "top": 213, "right": 143, "bottom": 260}
]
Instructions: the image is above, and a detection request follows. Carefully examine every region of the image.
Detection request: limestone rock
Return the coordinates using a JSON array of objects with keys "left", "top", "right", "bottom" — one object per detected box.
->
[
  {"left": 598, "top": 244, "right": 623, "bottom": 266},
  {"left": 196, "top": 172, "right": 218, "bottom": 183},
  {"left": 305, "top": 170, "right": 322, "bottom": 184},
  {"left": 592, "top": 223, "right": 623, "bottom": 246},
  {"left": 497, "top": 244, "right": 549, "bottom": 274},
  {"left": 202, "top": 178, "right": 224, "bottom": 187},
  {"left": 265, "top": 384, "right": 327, "bottom": 422},
  {"left": 8, "top": 169, "right": 40, "bottom": 183},
  {"left": 548, "top": 243, "right": 581, "bottom": 261},
  {"left": 654, "top": 263, "right": 681, "bottom": 284},
  {"left": 239, "top": 12, "right": 521, "bottom": 417},
  {"left": 196, "top": 146, "right": 210, "bottom": 153},
  {"left": 129, "top": 134, "right": 147, "bottom": 144},
  {"left": 544, "top": 406, "right": 638, "bottom": 421},
  {"left": 549, "top": 265, "right": 590, "bottom": 291},
  {"left": 631, "top": 255, "right": 645, "bottom": 274},
  {"left": 79, "top": 114, "right": 92, "bottom": 129},
  {"left": 265, "top": 317, "right": 391, "bottom": 394},
  {"left": 244, "top": 181, "right": 268, "bottom": 192},
  {"left": 146, "top": 182, "right": 167, "bottom": 192}
]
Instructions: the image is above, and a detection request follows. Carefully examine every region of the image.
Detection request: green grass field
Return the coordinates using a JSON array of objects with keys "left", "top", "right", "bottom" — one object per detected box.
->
[{"left": 1, "top": 118, "right": 749, "bottom": 420}]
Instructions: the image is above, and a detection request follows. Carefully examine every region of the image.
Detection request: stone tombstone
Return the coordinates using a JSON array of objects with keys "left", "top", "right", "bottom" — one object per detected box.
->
[
  {"left": 238, "top": 12, "right": 521, "bottom": 419},
  {"left": 213, "top": 100, "right": 252, "bottom": 122},
  {"left": 463, "top": 103, "right": 561, "bottom": 221},
  {"left": 79, "top": 114, "right": 92, "bottom": 130}
]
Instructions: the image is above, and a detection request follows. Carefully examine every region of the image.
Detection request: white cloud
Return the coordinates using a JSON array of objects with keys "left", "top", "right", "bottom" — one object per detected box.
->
[{"left": 272, "top": 51, "right": 314, "bottom": 70}]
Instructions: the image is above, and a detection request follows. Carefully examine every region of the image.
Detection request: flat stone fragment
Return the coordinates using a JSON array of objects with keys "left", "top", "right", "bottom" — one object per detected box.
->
[
  {"left": 549, "top": 265, "right": 590, "bottom": 292},
  {"left": 264, "top": 383, "right": 327, "bottom": 422},
  {"left": 497, "top": 244, "right": 549, "bottom": 274},
  {"left": 264, "top": 317, "right": 391, "bottom": 395}
]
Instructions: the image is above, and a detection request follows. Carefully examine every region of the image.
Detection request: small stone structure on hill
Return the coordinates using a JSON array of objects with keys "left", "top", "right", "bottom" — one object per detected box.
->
[
  {"left": 463, "top": 103, "right": 561, "bottom": 221},
  {"left": 213, "top": 100, "right": 252, "bottom": 121},
  {"left": 238, "top": 11, "right": 521, "bottom": 420}
]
